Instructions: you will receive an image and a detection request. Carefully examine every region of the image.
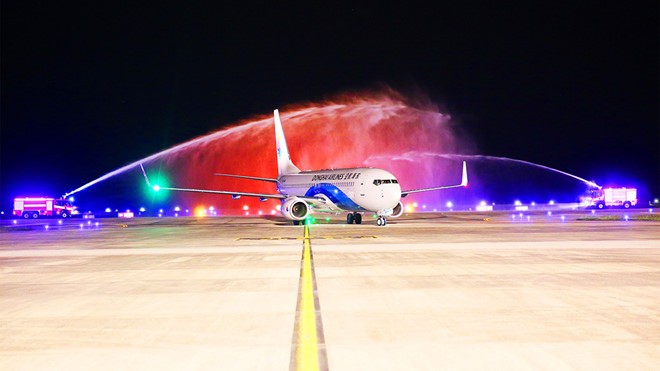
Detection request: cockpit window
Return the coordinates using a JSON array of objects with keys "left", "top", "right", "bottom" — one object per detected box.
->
[{"left": 373, "top": 179, "right": 398, "bottom": 186}]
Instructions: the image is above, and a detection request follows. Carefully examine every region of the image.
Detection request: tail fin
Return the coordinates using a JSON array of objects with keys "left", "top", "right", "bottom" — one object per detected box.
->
[{"left": 274, "top": 109, "right": 300, "bottom": 176}]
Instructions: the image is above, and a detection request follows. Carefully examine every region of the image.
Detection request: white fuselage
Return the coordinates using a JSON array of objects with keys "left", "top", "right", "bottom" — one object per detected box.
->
[{"left": 277, "top": 167, "right": 402, "bottom": 214}]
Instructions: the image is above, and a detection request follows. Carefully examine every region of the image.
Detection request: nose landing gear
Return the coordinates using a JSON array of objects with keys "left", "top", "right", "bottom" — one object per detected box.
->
[{"left": 376, "top": 216, "right": 387, "bottom": 226}]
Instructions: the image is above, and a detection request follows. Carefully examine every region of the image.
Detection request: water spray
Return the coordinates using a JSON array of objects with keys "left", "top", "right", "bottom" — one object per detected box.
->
[
  {"left": 60, "top": 99, "right": 416, "bottom": 200},
  {"left": 369, "top": 152, "right": 601, "bottom": 189}
]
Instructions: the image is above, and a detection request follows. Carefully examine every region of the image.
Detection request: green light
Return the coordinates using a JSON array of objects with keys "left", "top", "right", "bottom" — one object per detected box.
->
[{"left": 153, "top": 185, "right": 161, "bottom": 192}]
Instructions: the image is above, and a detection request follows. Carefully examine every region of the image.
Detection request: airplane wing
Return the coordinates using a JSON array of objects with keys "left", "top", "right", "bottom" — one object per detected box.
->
[
  {"left": 140, "top": 164, "right": 285, "bottom": 199},
  {"left": 140, "top": 164, "right": 330, "bottom": 203},
  {"left": 153, "top": 186, "right": 287, "bottom": 199},
  {"left": 213, "top": 173, "right": 278, "bottom": 182},
  {"left": 401, "top": 161, "right": 468, "bottom": 197}
]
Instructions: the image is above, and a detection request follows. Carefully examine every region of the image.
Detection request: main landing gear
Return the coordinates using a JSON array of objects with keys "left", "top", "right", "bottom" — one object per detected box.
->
[
  {"left": 376, "top": 216, "right": 387, "bottom": 227},
  {"left": 346, "top": 212, "right": 362, "bottom": 225}
]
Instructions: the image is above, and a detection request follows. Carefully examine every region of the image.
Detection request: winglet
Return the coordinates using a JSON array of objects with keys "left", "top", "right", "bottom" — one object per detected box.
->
[
  {"left": 140, "top": 164, "right": 161, "bottom": 191},
  {"left": 461, "top": 161, "right": 468, "bottom": 187},
  {"left": 139, "top": 163, "right": 152, "bottom": 187}
]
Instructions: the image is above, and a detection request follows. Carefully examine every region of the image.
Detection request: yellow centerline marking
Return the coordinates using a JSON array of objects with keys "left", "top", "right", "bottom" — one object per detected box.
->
[{"left": 291, "top": 224, "right": 328, "bottom": 371}]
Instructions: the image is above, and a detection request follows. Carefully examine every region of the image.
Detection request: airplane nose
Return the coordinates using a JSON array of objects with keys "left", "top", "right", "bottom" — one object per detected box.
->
[{"left": 381, "top": 186, "right": 401, "bottom": 208}]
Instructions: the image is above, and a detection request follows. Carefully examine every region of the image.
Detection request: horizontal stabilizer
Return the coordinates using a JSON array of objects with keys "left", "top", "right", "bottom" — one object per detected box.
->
[{"left": 214, "top": 173, "right": 278, "bottom": 182}]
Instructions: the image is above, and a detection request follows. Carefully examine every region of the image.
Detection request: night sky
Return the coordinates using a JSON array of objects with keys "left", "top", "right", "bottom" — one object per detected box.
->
[{"left": 1, "top": 2, "right": 658, "bottom": 210}]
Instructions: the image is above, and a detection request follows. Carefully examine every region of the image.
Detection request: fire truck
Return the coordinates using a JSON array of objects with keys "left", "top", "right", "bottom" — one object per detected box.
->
[
  {"left": 13, "top": 197, "right": 77, "bottom": 219},
  {"left": 585, "top": 188, "right": 637, "bottom": 209}
]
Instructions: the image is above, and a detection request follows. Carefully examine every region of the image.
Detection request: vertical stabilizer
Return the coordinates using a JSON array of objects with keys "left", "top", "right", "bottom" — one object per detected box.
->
[{"left": 274, "top": 109, "right": 301, "bottom": 176}]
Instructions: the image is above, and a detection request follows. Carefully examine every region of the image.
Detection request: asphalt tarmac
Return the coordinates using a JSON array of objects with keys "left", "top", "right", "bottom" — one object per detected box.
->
[{"left": 1, "top": 210, "right": 659, "bottom": 370}]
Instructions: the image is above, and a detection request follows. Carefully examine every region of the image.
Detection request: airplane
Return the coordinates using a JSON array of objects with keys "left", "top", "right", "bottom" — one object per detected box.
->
[{"left": 141, "top": 109, "right": 467, "bottom": 226}]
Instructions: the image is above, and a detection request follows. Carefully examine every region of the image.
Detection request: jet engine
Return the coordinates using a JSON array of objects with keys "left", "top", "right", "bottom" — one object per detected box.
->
[
  {"left": 281, "top": 197, "right": 309, "bottom": 221},
  {"left": 390, "top": 201, "right": 404, "bottom": 218}
]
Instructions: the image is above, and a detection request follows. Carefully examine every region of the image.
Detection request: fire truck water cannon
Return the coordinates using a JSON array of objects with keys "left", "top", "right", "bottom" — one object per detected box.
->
[{"left": 13, "top": 197, "right": 78, "bottom": 219}]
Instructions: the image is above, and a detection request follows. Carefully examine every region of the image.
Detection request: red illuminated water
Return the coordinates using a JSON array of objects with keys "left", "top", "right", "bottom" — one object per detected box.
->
[{"left": 152, "top": 92, "right": 467, "bottom": 213}]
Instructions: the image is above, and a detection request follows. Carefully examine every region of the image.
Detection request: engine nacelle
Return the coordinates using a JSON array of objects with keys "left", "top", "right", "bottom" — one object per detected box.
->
[
  {"left": 281, "top": 197, "right": 310, "bottom": 221},
  {"left": 390, "top": 201, "right": 404, "bottom": 218}
]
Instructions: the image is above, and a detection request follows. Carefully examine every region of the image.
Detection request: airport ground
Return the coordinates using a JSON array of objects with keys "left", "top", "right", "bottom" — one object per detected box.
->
[{"left": 1, "top": 210, "right": 659, "bottom": 370}]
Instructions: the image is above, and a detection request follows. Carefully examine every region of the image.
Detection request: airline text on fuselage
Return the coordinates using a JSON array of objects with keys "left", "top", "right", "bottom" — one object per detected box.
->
[{"left": 311, "top": 172, "right": 361, "bottom": 182}]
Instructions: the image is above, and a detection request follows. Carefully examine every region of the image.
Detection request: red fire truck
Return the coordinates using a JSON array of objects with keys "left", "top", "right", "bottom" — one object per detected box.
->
[
  {"left": 13, "top": 197, "right": 77, "bottom": 219},
  {"left": 585, "top": 188, "right": 637, "bottom": 209}
]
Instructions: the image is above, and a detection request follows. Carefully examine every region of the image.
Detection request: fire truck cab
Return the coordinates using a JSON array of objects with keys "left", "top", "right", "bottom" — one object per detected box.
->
[{"left": 13, "top": 197, "right": 77, "bottom": 219}]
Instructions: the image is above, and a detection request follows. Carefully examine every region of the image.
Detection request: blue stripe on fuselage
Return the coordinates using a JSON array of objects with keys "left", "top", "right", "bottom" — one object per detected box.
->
[{"left": 305, "top": 183, "right": 365, "bottom": 211}]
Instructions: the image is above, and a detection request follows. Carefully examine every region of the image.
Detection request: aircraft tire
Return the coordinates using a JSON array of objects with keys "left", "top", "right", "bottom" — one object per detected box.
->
[
  {"left": 623, "top": 201, "right": 631, "bottom": 209},
  {"left": 347, "top": 213, "right": 354, "bottom": 224},
  {"left": 355, "top": 213, "right": 362, "bottom": 224},
  {"left": 61, "top": 211, "right": 69, "bottom": 218}
]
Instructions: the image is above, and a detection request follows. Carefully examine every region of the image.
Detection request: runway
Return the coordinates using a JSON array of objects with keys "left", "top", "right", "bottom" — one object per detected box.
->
[{"left": 1, "top": 211, "right": 659, "bottom": 370}]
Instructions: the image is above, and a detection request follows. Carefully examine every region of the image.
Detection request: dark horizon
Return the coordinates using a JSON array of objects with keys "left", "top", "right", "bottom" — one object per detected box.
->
[{"left": 2, "top": 2, "right": 658, "bottom": 211}]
